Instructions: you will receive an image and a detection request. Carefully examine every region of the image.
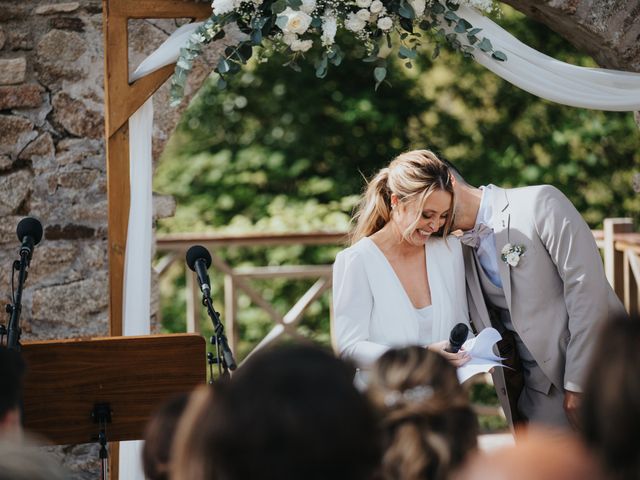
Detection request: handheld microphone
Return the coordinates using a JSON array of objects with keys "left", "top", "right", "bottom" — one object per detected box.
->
[
  {"left": 445, "top": 323, "right": 469, "bottom": 353},
  {"left": 186, "top": 245, "right": 212, "bottom": 298},
  {"left": 16, "top": 217, "right": 43, "bottom": 262}
]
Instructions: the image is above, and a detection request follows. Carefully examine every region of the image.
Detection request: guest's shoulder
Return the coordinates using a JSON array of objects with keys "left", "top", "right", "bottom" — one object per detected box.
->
[{"left": 506, "top": 184, "right": 566, "bottom": 202}]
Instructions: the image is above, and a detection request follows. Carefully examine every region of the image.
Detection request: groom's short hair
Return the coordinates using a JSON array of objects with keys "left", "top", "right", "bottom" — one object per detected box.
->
[{"left": 438, "top": 156, "right": 468, "bottom": 185}]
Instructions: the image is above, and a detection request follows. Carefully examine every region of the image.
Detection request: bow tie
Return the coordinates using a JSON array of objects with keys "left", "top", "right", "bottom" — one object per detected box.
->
[{"left": 459, "top": 223, "right": 493, "bottom": 248}]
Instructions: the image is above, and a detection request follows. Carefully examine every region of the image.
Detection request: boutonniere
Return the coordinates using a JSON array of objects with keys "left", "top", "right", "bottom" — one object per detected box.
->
[{"left": 501, "top": 243, "right": 526, "bottom": 267}]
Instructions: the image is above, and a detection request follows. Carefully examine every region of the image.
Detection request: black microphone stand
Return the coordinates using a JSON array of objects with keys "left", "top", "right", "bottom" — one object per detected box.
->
[
  {"left": 201, "top": 291, "right": 236, "bottom": 383},
  {"left": 6, "top": 247, "right": 31, "bottom": 350}
]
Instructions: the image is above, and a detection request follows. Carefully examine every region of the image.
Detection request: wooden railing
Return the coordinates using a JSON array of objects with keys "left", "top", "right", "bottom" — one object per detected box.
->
[
  {"left": 155, "top": 232, "right": 346, "bottom": 356},
  {"left": 156, "top": 219, "right": 640, "bottom": 352}
]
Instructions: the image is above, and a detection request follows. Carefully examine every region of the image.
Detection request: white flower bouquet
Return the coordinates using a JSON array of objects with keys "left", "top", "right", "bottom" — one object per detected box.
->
[{"left": 170, "top": 0, "right": 505, "bottom": 104}]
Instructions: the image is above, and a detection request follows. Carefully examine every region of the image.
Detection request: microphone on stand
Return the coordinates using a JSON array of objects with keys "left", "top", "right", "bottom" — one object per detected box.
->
[
  {"left": 185, "top": 245, "right": 237, "bottom": 375},
  {"left": 445, "top": 323, "right": 469, "bottom": 353},
  {"left": 17, "top": 217, "right": 43, "bottom": 264},
  {"left": 186, "top": 245, "right": 212, "bottom": 298}
]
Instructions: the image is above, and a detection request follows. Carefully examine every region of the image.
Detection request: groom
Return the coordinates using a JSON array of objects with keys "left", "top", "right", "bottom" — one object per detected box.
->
[{"left": 447, "top": 164, "right": 627, "bottom": 429}]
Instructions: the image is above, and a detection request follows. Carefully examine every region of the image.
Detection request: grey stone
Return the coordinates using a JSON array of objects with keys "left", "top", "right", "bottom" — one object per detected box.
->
[
  {"left": 0, "top": 27, "right": 5, "bottom": 50},
  {"left": 0, "top": 215, "right": 23, "bottom": 244},
  {"left": 34, "top": 3, "right": 80, "bottom": 15},
  {"left": 56, "top": 138, "right": 103, "bottom": 169},
  {"left": 0, "top": 115, "right": 37, "bottom": 158},
  {"left": 153, "top": 193, "right": 176, "bottom": 220},
  {"left": 52, "top": 92, "right": 103, "bottom": 139},
  {"left": 31, "top": 272, "right": 109, "bottom": 323},
  {"left": 33, "top": 2, "right": 80, "bottom": 15},
  {"left": 56, "top": 169, "right": 100, "bottom": 190},
  {"left": 0, "top": 169, "right": 33, "bottom": 215},
  {"left": 50, "top": 17, "right": 85, "bottom": 32},
  {"left": 35, "top": 30, "right": 86, "bottom": 87},
  {"left": 0, "top": 83, "right": 44, "bottom": 110},
  {"left": 0, "top": 57, "right": 27, "bottom": 85},
  {"left": 0, "top": 155, "right": 12, "bottom": 171},
  {"left": 19, "top": 133, "right": 55, "bottom": 172},
  {"left": 29, "top": 241, "right": 78, "bottom": 280},
  {"left": 12, "top": 92, "right": 52, "bottom": 129},
  {"left": 6, "top": 28, "right": 33, "bottom": 51}
]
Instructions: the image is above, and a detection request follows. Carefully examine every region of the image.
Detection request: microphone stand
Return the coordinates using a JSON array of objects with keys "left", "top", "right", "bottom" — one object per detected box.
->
[
  {"left": 202, "top": 291, "right": 236, "bottom": 383},
  {"left": 6, "top": 249, "right": 31, "bottom": 350}
]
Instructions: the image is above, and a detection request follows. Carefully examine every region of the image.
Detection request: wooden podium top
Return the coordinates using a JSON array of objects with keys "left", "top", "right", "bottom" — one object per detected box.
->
[{"left": 20, "top": 333, "right": 206, "bottom": 445}]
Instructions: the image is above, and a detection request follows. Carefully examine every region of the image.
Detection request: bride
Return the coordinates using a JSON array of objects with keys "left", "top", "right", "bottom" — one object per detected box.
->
[{"left": 332, "top": 150, "right": 472, "bottom": 373}]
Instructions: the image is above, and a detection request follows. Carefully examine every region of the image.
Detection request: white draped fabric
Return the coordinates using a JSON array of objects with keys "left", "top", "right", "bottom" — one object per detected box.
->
[
  {"left": 118, "top": 10, "right": 640, "bottom": 478},
  {"left": 456, "top": 5, "right": 640, "bottom": 111}
]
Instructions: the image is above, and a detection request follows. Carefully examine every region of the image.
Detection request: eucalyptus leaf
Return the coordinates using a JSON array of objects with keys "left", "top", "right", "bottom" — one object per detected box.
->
[
  {"left": 271, "top": 0, "right": 287, "bottom": 14},
  {"left": 217, "top": 77, "right": 227, "bottom": 89},
  {"left": 275, "top": 15, "right": 289, "bottom": 30},
  {"left": 478, "top": 37, "right": 493, "bottom": 52},
  {"left": 288, "top": 0, "right": 302, "bottom": 8},
  {"left": 398, "top": 1, "right": 415, "bottom": 19},
  {"left": 444, "top": 10, "right": 459, "bottom": 21},
  {"left": 492, "top": 50, "right": 507, "bottom": 61},
  {"left": 374, "top": 66, "right": 387, "bottom": 82},
  {"left": 468, "top": 27, "right": 482, "bottom": 36},
  {"left": 445, "top": 0, "right": 459, "bottom": 10},
  {"left": 218, "top": 58, "right": 231, "bottom": 74},
  {"left": 431, "top": 2, "right": 445, "bottom": 14},
  {"left": 399, "top": 45, "right": 417, "bottom": 59}
]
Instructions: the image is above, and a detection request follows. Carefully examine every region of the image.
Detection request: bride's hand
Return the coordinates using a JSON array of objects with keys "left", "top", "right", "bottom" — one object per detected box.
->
[{"left": 427, "top": 340, "right": 471, "bottom": 367}]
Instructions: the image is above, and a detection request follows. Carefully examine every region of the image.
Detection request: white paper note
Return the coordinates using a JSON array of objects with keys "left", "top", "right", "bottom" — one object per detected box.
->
[{"left": 457, "top": 327, "right": 505, "bottom": 383}]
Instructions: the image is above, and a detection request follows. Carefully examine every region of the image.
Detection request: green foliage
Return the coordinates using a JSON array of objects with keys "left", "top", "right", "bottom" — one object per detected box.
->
[{"left": 156, "top": 7, "right": 639, "bottom": 365}]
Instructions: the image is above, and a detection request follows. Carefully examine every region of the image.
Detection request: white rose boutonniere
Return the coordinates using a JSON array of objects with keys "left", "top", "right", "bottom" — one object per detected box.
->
[{"left": 501, "top": 243, "right": 526, "bottom": 267}]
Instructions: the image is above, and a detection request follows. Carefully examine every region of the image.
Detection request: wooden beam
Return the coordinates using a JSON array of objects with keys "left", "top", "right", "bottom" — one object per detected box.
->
[
  {"left": 109, "top": 0, "right": 212, "bottom": 19},
  {"left": 106, "top": 124, "right": 130, "bottom": 337}
]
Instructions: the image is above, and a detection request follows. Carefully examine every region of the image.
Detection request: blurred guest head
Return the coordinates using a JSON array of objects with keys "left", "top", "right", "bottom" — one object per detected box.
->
[
  {"left": 367, "top": 346, "right": 478, "bottom": 480},
  {"left": 454, "top": 427, "right": 602, "bottom": 480},
  {"left": 0, "top": 346, "right": 25, "bottom": 439},
  {"left": 581, "top": 315, "right": 640, "bottom": 480},
  {"left": 171, "top": 344, "right": 380, "bottom": 480},
  {"left": 0, "top": 439, "right": 67, "bottom": 480},
  {"left": 142, "top": 393, "right": 189, "bottom": 480}
]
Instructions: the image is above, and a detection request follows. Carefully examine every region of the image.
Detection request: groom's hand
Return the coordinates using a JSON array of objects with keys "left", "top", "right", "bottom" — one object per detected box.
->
[
  {"left": 563, "top": 390, "right": 582, "bottom": 430},
  {"left": 428, "top": 340, "right": 471, "bottom": 367}
]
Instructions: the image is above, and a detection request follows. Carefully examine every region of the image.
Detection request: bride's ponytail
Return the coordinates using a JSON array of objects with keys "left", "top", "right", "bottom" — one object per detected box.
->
[{"left": 351, "top": 168, "right": 392, "bottom": 244}]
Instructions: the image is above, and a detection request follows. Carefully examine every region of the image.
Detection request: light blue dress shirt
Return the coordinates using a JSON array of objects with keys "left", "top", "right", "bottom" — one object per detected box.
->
[{"left": 475, "top": 185, "right": 502, "bottom": 288}]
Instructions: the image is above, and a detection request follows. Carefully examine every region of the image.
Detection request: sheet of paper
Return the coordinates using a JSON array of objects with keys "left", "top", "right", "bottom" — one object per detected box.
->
[{"left": 457, "top": 327, "right": 505, "bottom": 383}]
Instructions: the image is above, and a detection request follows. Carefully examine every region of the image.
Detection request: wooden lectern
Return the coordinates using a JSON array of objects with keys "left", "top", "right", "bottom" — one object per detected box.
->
[{"left": 20, "top": 334, "right": 207, "bottom": 478}]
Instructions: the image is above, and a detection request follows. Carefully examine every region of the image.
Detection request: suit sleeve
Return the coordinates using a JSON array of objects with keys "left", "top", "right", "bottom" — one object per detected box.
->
[
  {"left": 534, "top": 186, "right": 609, "bottom": 390},
  {"left": 332, "top": 249, "right": 389, "bottom": 367}
]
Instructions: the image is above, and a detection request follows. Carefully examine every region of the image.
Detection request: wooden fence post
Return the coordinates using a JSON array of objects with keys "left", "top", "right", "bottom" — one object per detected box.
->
[{"left": 604, "top": 218, "right": 633, "bottom": 301}]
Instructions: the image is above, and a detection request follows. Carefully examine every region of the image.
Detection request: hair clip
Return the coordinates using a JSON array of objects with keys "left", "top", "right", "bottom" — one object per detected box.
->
[{"left": 383, "top": 385, "right": 434, "bottom": 407}]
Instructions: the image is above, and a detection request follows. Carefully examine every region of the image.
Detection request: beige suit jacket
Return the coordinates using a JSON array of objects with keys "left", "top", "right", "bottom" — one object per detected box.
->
[{"left": 462, "top": 185, "right": 626, "bottom": 425}]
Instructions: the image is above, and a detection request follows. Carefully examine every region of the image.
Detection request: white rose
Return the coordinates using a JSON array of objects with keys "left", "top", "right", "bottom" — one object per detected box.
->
[
  {"left": 211, "top": 0, "right": 236, "bottom": 15},
  {"left": 277, "top": 7, "right": 313, "bottom": 35},
  {"left": 408, "top": 0, "right": 426, "bottom": 17},
  {"left": 321, "top": 15, "right": 337, "bottom": 45},
  {"left": 345, "top": 12, "right": 367, "bottom": 32},
  {"left": 356, "top": 0, "right": 372, "bottom": 7},
  {"left": 467, "top": 0, "right": 493, "bottom": 11},
  {"left": 290, "top": 38, "right": 313, "bottom": 52},
  {"left": 300, "top": 0, "right": 316, "bottom": 14},
  {"left": 506, "top": 252, "right": 520, "bottom": 267},
  {"left": 356, "top": 8, "right": 371, "bottom": 21},
  {"left": 501, "top": 243, "right": 512, "bottom": 256},
  {"left": 377, "top": 16, "right": 393, "bottom": 31},
  {"left": 282, "top": 33, "right": 297, "bottom": 45},
  {"left": 369, "top": 0, "right": 384, "bottom": 14}
]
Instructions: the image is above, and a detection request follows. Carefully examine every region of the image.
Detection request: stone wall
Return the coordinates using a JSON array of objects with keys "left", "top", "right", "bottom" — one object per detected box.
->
[{"left": 0, "top": 1, "right": 216, "bottom": 477}]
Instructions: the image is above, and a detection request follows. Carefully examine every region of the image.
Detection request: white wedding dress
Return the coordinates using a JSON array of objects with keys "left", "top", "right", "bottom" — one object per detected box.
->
[{"left": 332, "top": 235, "right": 471, "bottom": 370}]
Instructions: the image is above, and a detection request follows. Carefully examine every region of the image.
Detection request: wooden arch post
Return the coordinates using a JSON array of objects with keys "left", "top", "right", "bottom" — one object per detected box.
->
[{"left": 103, "top": 0, "right": 210, "bottom": 337}]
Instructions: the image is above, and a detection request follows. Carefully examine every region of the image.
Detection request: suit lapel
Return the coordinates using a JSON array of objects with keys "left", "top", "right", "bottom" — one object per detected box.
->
[
  {"left": 462, "top": 244, "right": 493, "bottom": 331},
  {"left": 492, "top": 187, "right": 512, "bottom": 311}
]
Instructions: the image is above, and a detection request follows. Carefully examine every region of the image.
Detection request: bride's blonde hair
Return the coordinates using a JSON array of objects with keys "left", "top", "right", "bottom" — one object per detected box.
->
[{"left": 350, "top": 150, "right": 454, "bottom": 244}]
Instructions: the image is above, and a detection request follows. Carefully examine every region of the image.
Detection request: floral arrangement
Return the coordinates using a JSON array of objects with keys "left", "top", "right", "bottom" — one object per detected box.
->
[
  {"left": 501, "top": 243, "right": 525, "bottom": 267},
  {"left": 170, "top": 0, "right": 505, "bottom": 105}
]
